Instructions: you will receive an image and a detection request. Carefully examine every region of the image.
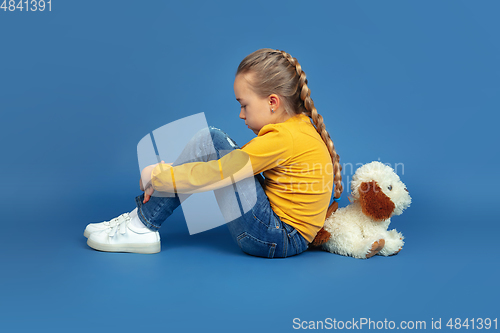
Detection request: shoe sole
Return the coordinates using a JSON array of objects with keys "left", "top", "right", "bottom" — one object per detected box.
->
[{"left": 87, "top": 238, "right": 161, "bottom": 254}]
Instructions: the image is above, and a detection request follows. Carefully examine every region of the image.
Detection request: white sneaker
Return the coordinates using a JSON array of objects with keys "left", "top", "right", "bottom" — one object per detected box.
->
[
  {"left": 86, "top": 216, "right": 161, "bottom": 254},
  {"left": 83, "top": 213, "right": 130, "bottom": 238}
]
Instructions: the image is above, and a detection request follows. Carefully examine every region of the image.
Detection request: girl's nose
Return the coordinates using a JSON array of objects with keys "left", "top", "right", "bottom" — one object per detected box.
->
[{"left": 239, "top": 109, "right": 245, "bottom": 119}]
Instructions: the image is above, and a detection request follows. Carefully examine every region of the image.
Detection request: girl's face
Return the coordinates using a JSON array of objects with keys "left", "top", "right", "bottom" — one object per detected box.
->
[{"left": 233, "top": 72, "right": 274, "bottom": 135}]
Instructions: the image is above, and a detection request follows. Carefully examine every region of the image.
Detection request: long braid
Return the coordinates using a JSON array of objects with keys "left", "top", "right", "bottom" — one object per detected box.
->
[{"left": 278, "top": 50, "right": 343, "bottom": 220}]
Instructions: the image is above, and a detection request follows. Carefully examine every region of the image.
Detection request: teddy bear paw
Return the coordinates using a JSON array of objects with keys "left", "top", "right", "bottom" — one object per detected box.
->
[
  {"left": 390, "top": 248, "right": 402, "bottom": 256},
  {"left": 389, "top": 238, "right": 403, "bottom": 256},
  {"left": 366, "top": 239, "right": 385, "bottom": 258}
]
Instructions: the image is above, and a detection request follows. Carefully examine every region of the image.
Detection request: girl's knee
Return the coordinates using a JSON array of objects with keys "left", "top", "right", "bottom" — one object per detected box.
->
[
  {"left": 208, "top": 126, "right": 240, "bottom": 149},
  {"left": 208, "top": 126, "right": 226, "bottom": 140}
]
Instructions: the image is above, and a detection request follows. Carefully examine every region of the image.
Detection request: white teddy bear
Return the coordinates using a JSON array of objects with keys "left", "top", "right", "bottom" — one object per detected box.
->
[{"left": 320, "top": 161, "right": 411, "bottom": 259}]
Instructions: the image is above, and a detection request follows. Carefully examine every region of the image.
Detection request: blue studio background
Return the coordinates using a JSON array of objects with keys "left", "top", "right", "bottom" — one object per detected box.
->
[{"left": 1, "top": 1, "right": 499, "bottom": 332}]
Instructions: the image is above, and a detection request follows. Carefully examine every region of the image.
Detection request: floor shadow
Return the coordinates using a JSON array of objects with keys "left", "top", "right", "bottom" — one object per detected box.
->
[{"left": 161, "top": 225, "right": 243, "bottom": 256}]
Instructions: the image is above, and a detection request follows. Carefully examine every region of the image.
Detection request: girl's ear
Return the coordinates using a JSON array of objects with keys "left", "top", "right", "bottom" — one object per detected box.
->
[
  {"left": 269, "top": 94, "right": 280, "bottom": 110},
  {"left": 358, "top": 181, "right": 395, "bottom": 221}
]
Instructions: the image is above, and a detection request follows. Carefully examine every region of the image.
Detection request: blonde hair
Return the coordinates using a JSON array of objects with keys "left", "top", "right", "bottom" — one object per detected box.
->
[{"left": 236, "top": 48, "right": 343, "bottom": 215}]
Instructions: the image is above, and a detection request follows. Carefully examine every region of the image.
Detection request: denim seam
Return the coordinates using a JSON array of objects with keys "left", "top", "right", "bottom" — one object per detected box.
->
[
  {"left": 135, "top": 197, "right": 161, "bottom": 230},
  {"left": 251, "top": 209, "right": 274, "bottom": 229},
  {"left": 138, "top": 207, "right": 160, "bottom": 230},
  {"left": 291, "top": 234, "right": 299, "bottom": 255},
  {"left": 237, "top": 232, "right": 277, "bottom": 258},
  {"left": 269, "top": 243, "right": 276, "bottom": 258},
  {"left": 272, "top": 210, "right": 282, "bottom": 229},
  {"left": 283, "top": 227, "right": 288, "bottom": 257},
  {"left": 285, "top": 224, "right": 298, "bottom": 238},
  {"left": 283, "top": 223, "right": 300, "bottom": 257}
]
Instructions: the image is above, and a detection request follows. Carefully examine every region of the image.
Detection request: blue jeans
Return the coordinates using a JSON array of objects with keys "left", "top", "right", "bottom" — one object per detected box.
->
[{"left": 134, "top": 126, "right": 309, "bottom": 258}]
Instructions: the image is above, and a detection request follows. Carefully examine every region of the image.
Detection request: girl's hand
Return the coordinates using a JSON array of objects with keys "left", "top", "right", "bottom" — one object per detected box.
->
[{"left": 140, "top": 161, "right": 173, "bottom": 204}]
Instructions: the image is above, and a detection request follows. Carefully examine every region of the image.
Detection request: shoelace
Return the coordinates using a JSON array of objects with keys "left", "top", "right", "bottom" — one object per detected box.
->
[{"left": 105, "top": 213, "right": 130, "bottom": 237}]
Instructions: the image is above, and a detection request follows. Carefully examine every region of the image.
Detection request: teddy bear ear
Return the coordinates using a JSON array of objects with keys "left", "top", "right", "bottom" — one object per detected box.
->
[{"left": 359, "top": 181, "right": 395, "bottom": 221}]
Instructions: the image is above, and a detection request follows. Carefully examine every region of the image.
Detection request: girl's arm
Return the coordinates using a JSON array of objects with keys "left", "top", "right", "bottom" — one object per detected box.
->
[
  {"left": 140, "top": 161, "right": 172, "bottom": 203},
  {"left": 148, "top": 150, "right": 254, "bottom": 195},
  {"left": 146, "top": 125, "right": 293, "bottom": 197}
]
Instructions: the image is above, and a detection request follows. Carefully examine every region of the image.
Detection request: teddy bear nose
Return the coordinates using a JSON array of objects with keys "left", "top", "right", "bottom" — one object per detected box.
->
[{"left": 404, "top": 188, "right": 408, "bottom": 192}]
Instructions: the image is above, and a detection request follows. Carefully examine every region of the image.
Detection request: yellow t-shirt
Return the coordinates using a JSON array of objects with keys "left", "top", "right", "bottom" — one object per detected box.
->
[{"left": 150, "top": 113, "right": 334, "bottom": 243}]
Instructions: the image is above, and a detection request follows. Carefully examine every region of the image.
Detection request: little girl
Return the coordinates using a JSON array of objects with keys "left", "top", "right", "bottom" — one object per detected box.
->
[{"left": 84, "top": 48, "right": 343, "bottom": 258}]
